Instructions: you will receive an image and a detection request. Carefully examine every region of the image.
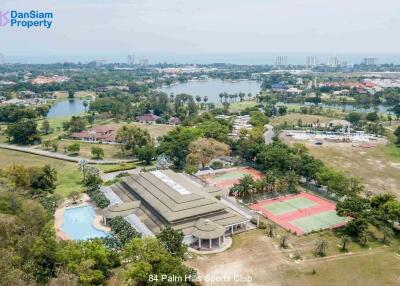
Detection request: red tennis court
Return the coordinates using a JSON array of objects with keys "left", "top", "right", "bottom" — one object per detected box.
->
[
  {"left": 201, "top": 167, "right": 264, "bottom": 189},
  {"left": 249, "top": 192, "right": 347, "bottom": 235}
]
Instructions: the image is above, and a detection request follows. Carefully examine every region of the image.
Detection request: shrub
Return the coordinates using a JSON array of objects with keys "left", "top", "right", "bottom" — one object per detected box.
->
[
  {"left": 258, "top": 221, "right": 267, "bottom": 229},
  {"left": 210, "top": 161, "right": 224, "bottom": 170},
  {"left": 108, "top": 216, "right": 139, "bottom": 244},
  {"left": 86, "top": 186, "right": 110, "bottom": 209},
  {"left": 102, "top": 164, "right": 136, "bottom": 173}
]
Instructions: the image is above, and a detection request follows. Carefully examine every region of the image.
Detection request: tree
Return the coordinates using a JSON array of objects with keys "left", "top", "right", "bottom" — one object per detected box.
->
[
  {"left": 266, "top": 223, "right": 277, "bottom": 237},
  {"left": 230, "top": 174, "right": 255, "bottom": 199},
  {"left": 156, "top": 154, "right": 173, "bottom": 170},
  {"left": 51, "top": 141, "right": 58, "bottom": 152},
  {"left": 83, "top": 100, "right": 89, "bottom": 112},
  {"left": 379, "top": 224, "right": 394, "bottom": 244},
  {"left": 390, "top": 104, "right": 400, "bottom": 119},
  {"left": 68, "top": 89, "right": 75, "bottom": 99},
  {"left": 394, "top": 126, "right": 400, "bottom": 145},
  {"left": 158, "top": 127, "right": 203, "bottom": 169},
  {"left": 137, "top": 145, "right": 156, "bottom": 165},
  {"left": 30, "top": 165, "right": 58, "bottom": 195},
  {"left": 314, "top": 239, "right": 328, "bottom": 256},
  {"left": 91, "top": 146, "right": 104, "bottom": 159},
  {"left": 108, "top": 216, "right": 139, "bottom": 245},
  {"left": 67, "top": 143, "right": 80, "bottom": 155},
  {"left": 196, "top": 120, "right": 230, "bottom": 142},
  {"left": 249, "top": 111, "right": 269, "bottom": 127},
  {"left": 186, "top": 138, "right": 230, "bottom": 169},
  {"left": 346, "top": 112, "right": 362, "bottom": 125},
  {"left": 6, "top": 120, "right": 40, "bottom": 145},
  {"left": 56, "top": 239, "right": 119, "bottom": 285},
  {"left": 280, "top": 235, "right": 289, "bottom": 248},
  {"left": 123, "top": 238, "right": 195, "bottom": 286},
  {"left": 116, "top": 125, "right": 152, "bottom": 155},
  {"left": 41, "top": 120, "right": 51, "bottom": 134},
  {"left": 62, "top": 116, "right": 87, "bottom": 133},
  {"left": 68, "top": 191, "right": 81, "bottom": 204},
  {"left": 366, "top": 112, "right": 379, "bottom": 122},
  {"left": 157, "top": 226, "right": 187, "bottom": 258},
  {"left": 340, "top": 235, "right": 350, "bottom": 252},
  {"left": 359, "top": 231, "right": 368, "bottom": 246},
  {"left": 343, "top": 218, "right": 369, "bottom": 237},
  {"left": 42, "top": 139, "right": 52, "bottom": 150}
]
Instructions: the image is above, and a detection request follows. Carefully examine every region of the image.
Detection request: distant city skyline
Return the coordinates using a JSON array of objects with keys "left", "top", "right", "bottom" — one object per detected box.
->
[{"left": 1, "top": 0, "right": 400, "bottom": 63}]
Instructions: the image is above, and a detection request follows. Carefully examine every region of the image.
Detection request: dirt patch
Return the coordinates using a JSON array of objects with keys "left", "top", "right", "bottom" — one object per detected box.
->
[{"left": 186, "top": 230, "right": 288, "bottom": 286}]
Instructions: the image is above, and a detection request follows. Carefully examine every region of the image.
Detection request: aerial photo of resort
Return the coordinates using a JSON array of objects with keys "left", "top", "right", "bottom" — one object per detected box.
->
[{"left": 1, "top": 1, "right": 400, "bottom": 286}]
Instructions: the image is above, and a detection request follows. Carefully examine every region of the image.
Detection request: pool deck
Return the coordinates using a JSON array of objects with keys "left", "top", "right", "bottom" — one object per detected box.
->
[{"left": 54, "top": 193, "right": 110, "bottom": 241}]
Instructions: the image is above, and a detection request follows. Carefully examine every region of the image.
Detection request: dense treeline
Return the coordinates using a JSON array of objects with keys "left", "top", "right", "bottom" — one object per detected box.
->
[{"left": 0, "top": 104, "right": 49, "bottom": 122}]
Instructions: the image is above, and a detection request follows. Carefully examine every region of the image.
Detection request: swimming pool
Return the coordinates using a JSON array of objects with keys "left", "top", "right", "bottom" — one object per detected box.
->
[{"left": 61, "top": 205, "right": 108, "bottom": 240}]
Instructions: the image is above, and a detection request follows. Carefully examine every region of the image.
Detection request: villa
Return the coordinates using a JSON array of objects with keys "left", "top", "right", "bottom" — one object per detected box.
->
[
  {"left": 71, "top": 125, "right": 116, "bottom": 143},
  {"left": 101, "top": 170, "right": 249, "bottom": 251},
  {"left": 168, "top": 116, "right": 181, "bottom": 125},
  {"left": 136, "top": 113, "right": 160, "bottom": 123}
]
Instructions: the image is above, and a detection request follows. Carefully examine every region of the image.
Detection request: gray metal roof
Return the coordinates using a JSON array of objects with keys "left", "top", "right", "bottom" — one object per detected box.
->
[
  {"left": 124, "top": 214, "right": 155, "bottom": 238},
  {"left": 111, "top": 170, "right": 248, "bottom": 238}
]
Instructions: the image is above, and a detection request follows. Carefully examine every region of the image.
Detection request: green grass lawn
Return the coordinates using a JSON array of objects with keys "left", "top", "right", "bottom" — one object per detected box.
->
[
  {"left": 0, "top": 149, "right": 83, "bottom": 197},
  {"left": 270, "top": 113, "right": 336, "bottom": 127},
  {"left": 284, "top": 251, "right": 400, "bottom": 286},
  {"left": 226, "top": 100, "right": 258, "bottom": 113}
]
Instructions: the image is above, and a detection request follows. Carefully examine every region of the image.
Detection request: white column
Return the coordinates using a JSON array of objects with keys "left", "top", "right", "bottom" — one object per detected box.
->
[
  {"left": 218, "top": 236, "right": 221, "bottom": 247},
  {"left": 199, "top": 239, "right": 201, "bottom": 248},
  {"left": 231, "top": 225, "right": 234, "bottom": 235},
  {"left": 209, "top": 239, "right": 212, "bottom": 249}
]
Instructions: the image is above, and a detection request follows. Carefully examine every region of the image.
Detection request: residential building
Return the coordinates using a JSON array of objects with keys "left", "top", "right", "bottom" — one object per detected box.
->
[
  {"left": 136, "top": 113, "right": 160, "bottom": 123},
  {"left": 101, "top": 170, "right": 249, "bottom": 250},
  {"left": 306, "top": 56, "right": 318, "bottom": 67},
  {"left": 328, "top": 56, "right": 339, "bottom": 67},
  {"left": 127, "top": 54, "right": 135, "bottom": 66},
  {"left": 275, "top": 56, "right": 287, "bottom": 67},
  {"left": 71, "top": 125, "right": 116, "bottom": 143},
  {"left": 168, "top": 117, "right": 181, "bottom": 125},
  {"left": 363, "top": 58, "right": 378, "bottom": 66}
]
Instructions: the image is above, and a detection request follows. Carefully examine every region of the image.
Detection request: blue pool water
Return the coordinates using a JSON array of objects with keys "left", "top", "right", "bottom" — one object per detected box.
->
[{"left": 61, "top": 205, "right": 108, "bottom": 240}]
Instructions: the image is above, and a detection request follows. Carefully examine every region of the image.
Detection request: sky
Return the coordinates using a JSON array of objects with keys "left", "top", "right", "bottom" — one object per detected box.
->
[{"left": 0, "top": 0, "right": 399, "bottom": 63}]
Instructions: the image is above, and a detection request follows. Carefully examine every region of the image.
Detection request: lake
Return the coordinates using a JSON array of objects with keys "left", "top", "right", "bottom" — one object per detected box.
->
[
  {"left": 47, "top": 99, "right": 87, "bottom": 118},
  {"left": 160, "top": 79, "right": 261, "bottom": 103}
]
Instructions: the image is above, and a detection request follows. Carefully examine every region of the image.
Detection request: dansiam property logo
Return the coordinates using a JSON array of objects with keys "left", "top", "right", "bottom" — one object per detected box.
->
[{"left": 0, "top": 10, "right": 53, "bottom": 29}]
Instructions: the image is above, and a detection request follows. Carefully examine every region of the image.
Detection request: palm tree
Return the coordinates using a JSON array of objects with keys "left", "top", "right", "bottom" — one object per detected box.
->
[
  {"left": 359, "top": 231, "right": 368, "bottom": 246},
  {"left": 248, "top": 92, "right": 252, "bottom": 100},
  {"left": 218, "top": 93, "right": 224, "bottom": 103},
  {"left": 195, "top": 95, "right": 202, "bottom": 104},
  {"left": 83, "top": 100, "right": 88, "bottom": 112},
  {"left": 379, "top": 224, "right": 394, "bottom": 244},
  {"left": 224, "top": 93, "right": 229, "bottom": 102},
  {"left": 280, "top": 235, "right": 289, "bottom": 248},
  {"left": 340, "top": 235, "right": 350, "bottom": 251},
  {"left": 267, "top": 223, "right": 277, "bottom": 237},
  {"left": 314, "top": 239, "right": 328, "bottom": 256}
]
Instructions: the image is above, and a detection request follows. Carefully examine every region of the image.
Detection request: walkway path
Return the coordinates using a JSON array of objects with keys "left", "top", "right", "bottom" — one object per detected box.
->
[{"left": 0, "top": 143, "right": 136, "bottom": 165}]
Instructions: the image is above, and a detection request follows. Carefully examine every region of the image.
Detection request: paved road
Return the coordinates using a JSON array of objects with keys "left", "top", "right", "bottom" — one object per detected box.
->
[
  {"left": 0, "top": 143, "right": 136, "bottom": 165},
  {"left": 263, "top": 124, "right": 274, "bottom": 144}
]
